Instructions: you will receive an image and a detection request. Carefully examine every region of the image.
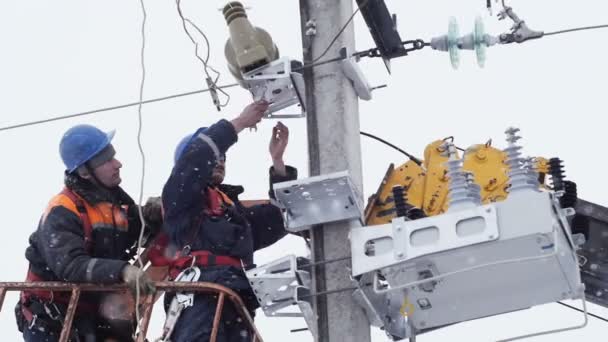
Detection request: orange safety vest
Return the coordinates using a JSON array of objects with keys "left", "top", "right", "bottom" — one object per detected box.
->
[{"left": 23, "top": 187, "right": 130, "bottom": 307}]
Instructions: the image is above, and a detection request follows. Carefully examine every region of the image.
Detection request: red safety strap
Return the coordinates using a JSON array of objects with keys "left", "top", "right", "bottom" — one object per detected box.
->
[
  {"left": 169, "top": 250, "right": 242, "bottom": 279},
  {"left": 22, "top": 269, "right": 69, "bottom": 315}
]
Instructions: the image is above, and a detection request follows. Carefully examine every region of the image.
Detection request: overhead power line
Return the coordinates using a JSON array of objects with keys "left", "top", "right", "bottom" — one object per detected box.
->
[
  {"left": 544, "top": 24, "right": 608, "bottom": 37},
  {"left": 0, "top": 84, "right": 240, "bottom": 132},
  {"left": 3, "top": 19, "right": 607, "bottom": 134},
  {"left": 0, "top": 48, "right": 351, "bottom": 133}
]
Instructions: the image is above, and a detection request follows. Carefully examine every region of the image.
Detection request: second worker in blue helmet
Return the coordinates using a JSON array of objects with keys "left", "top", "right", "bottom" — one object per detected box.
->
[{"left": 162, "top": 100, "right": 298, "bottom": 341}]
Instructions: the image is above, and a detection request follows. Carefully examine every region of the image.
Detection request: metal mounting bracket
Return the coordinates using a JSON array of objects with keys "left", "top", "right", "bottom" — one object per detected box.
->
[
  {"left": 273, "top": 171, "right": 364, "bottom": 232},
  {"left": 242, "top": 57, "right": 306, "bottom": 119},
  {"left": 245, "top": 255, "right": 317, "bottom": 339}
]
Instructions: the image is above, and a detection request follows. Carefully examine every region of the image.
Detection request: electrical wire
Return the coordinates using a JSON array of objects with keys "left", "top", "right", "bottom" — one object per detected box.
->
[
  {"left": 267, "top": 256, "right": 352, "bottom": 275},
  {"left": 299, "top": 286, "right": 359, "bottom": 300},
  {"left": 360, "top": 131, "right": 422, "bottom": 165},
  {"left": 0, "top": 45, "right": 376, "bottom": 133},
  {"left": 273, "top": 286, "right": 359, "bottom": 303},
  {"left": 441, "top": 136, "right": 467, "bottom": 152},
  {"left": 0, "top": 45, "right": 352, "bottom": 132},
  {"left": 0, "top": 84, "right": 239, "bottom": 132},
  {"left": 292, "top": 55, "right": 347, "bottom": 73},
  {"left": 3, "top": 5, "right": 606, "bottom": 134},
  {"left": 309, "top": 0, "right": 369, "bottom": 64},
  {"left": 134, "top": 0, "right": 148, "bottom": 334},
  {"left": 497, "top": 295, "right": 588, "bottom": 341},
  {"left": 1, "top": 1, "right": 398, "bottom": 134},
  {"left": 299, "top": 256, "right": 351, "bottom": 268},
  {"left": 557, "top": 301, "right": 608, "bottom": 324},
  {"left": 176, "top": 0, "right": 230, "bottom": 108},
  {"left": 500, "top": 0, "right": 608, "bottom": 38},
  {"left": 544, "top": 24, "right": 608, "bottom": 36},
  {"left": 184, "top": 19, "right": 227, "bottom": 91}
]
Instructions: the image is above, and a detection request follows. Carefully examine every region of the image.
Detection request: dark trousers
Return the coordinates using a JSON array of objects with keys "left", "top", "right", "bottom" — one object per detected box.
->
[
  {"left": 21, "top": 315, "right": 126, "bottom": 342},
  {"left": 171, "top": 293, "right": 254, "bottom": 342},
  {"left": 23, "top": 324, "right": 60, "bottom": 342}
]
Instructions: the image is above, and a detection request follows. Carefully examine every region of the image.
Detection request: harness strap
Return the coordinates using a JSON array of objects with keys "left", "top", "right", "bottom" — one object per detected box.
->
[{"left": 169, "top": 250, "right": 241, "bottom": 279}]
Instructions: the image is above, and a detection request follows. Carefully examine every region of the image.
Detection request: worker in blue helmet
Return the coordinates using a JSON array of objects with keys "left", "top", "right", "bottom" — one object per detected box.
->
[
  {"left": 16, "top": 124, "right": 163, "bottom": 341},
  {"left": 173, "top": 129, "right": 226, "bottom": 165},
  {"left": 174, "top": 132, "right": 197, "bottom": 164},
  {"left": 159, "top": 100, "right": 299, "bottom": 342}
]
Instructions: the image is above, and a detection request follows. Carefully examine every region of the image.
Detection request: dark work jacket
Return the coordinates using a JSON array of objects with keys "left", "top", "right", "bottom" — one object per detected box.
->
[
  {"left": 24, "top": 173, "right": 145, "bottom": 305},
  {"left": 161, "top": 119, "right": 297, "bottom": 292}
]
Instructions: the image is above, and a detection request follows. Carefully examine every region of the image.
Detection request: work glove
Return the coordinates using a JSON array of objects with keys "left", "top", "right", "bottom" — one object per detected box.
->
[
  {"left": 142, "top": 196, "right": 163, "bottom": 233},
  {"left": 231, "top": 100, "right": 269, "bottom": 132},
  {"left": 121, "top": 264, "right": 156, "bottom": 295}
]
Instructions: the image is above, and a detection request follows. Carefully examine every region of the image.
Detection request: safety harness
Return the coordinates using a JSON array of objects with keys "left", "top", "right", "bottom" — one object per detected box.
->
[
  {"left": 155, "top": 186, "right": 245, "bottom": 341},
  {"left": 20, "top": 188, "right": 94, "bottom": 332}
]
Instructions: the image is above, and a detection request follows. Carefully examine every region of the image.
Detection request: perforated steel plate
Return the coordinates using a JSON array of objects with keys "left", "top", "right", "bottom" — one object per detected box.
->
[{"left": 273, "top": 171, "right": 363, "bottom": 232}]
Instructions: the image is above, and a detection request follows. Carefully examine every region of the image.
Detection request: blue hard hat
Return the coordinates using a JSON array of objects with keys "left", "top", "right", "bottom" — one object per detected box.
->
[
  {"left": 60, "top": 124, "right": 115, "bottom": 173},
  {"left": 174, "top": 128, "right": 226, "bottom": 164},
  {"left": 174, "top": 133, "right": 196, "bottom": 164}
]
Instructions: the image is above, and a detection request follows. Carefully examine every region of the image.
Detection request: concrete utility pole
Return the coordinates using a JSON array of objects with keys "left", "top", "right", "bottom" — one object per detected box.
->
[{"left": 299, "top": 1, "right": 371, "bottom": 341}]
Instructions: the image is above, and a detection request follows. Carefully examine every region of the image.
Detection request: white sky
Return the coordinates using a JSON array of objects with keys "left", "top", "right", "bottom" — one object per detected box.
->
[{"left": 1, "top": 0, "right": 607, "bottom": 341}]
